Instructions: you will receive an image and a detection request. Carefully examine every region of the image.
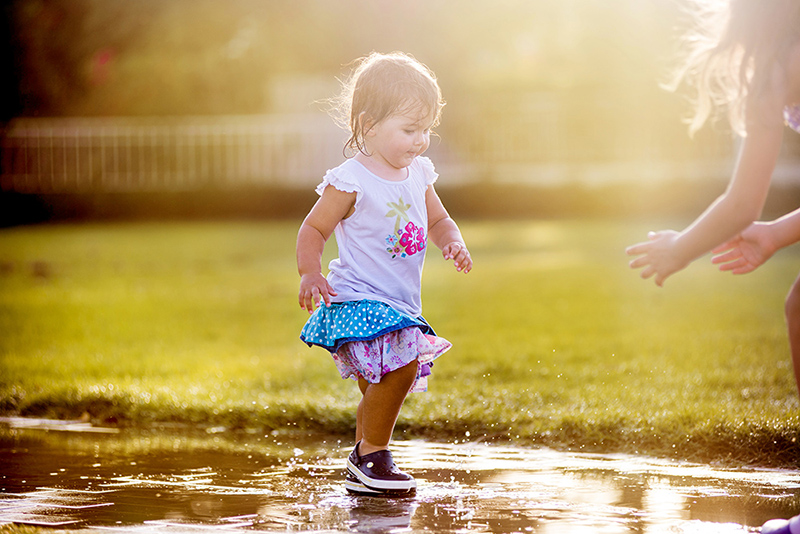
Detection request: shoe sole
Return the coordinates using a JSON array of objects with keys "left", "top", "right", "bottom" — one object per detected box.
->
[
  {"left": 345, "top": 476, "right": 384, "bottom": 495},
  {"left": 346, "top": 458, "right": 417, "bottom": 493},
  {"left": 345, "top": 475, "right": 416, "bottom": 497}
]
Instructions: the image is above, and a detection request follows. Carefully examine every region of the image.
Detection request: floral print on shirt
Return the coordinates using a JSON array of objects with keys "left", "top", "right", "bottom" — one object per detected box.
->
[{"left": 385, "top": 196, "right": 426, "bottom": 258}]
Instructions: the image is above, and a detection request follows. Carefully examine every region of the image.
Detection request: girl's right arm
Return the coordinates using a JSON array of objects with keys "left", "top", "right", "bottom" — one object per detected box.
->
[
  {"left": 297, "top": 186, "right": 355, "bottom": 313},
  {"left": 626, "top": 79, "right": 786, "bottom": 286}
]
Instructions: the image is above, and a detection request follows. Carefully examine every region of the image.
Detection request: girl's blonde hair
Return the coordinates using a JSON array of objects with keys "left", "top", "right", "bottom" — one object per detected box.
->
[
  {"left": 667, "top": 0, "right": 800, "bottom": 136},
  {"left": 330, "top": 51, "right": 444, "bottom": 156}
]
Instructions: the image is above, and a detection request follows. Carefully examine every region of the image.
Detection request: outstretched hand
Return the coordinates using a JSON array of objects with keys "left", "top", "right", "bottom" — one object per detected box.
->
[
  {"left": 711, "top": 222, "right": 775, "bottom": 274},
  {"left": 298, "top": 272, "right": 338, "bottom": 314},
  {"left": 625, "top": 230, "right": 687, "bottom": 287},
  {"left": 442, "top": 241, "right": 472, "bottom": 273}
]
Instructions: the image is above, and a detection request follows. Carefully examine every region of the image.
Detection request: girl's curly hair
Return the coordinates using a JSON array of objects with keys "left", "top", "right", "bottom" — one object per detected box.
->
[{"left": 328, "top": 51, "right": 444, "bottom": 156}]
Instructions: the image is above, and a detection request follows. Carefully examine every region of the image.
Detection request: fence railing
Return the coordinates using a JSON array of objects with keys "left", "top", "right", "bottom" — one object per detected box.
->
[
  {"left": 1, "top": 115, "right": 348, "bottom": 193},
  {"left": 5, "top": 113, "right": 785, "bottom": 194}
]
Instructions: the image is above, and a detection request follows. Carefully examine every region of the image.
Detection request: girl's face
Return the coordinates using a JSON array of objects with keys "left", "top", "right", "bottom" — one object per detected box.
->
[{"left": 364, "top": 107, "right": 434, "bottom": 173}]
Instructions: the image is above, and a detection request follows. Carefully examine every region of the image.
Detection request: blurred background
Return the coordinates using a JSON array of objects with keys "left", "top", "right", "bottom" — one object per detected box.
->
[{"left": 2, "top": 0, "right": 800, "bottom": 225}]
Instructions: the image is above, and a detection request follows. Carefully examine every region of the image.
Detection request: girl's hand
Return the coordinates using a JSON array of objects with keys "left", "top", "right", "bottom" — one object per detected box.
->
[
  {"left": 298, "top": 273, "right": 337, "bottom": 313},
  {"left": 442, "top": 241, "right": 472, "bottom": 273},
  {"left": 711, "top": 222, "right": 776, "bottom": 274},
  {"left": 625, "top": 230, "right": 688, "bottom": 287}
]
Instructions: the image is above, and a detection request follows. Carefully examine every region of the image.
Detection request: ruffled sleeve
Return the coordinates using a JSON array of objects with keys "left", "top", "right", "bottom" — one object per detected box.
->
[
  {"left": 315, "top": 161, "right": 363, "bottom": 203},
  {"left": 415, "top": 156, "right": 439, "bottom": 186}
]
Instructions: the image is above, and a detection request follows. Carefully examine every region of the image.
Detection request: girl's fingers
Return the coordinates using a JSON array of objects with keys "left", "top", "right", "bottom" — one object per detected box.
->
[
  {"left": 299, "top": 288, "right": 320, "bottom": 313},
  {"left": 731, "top": 263, "right": 757, "bottom": 275},
  {"left": 628, "top": 230, "right": 673, "bottom": 256},
  {"left": 625, "top": 242, "right": 650, "bottom": 256},
  {"left": 458, "top": 251, "right": 472, "bottom": 273},
  {"left": 640, "top": 265, "right": 656, "bottom": 280},
  {"left": 628, "top": 255, "right": 651, "bottom": 269},
  {"left": 717, "top": 258, "right": 743, "bottom": 271},
  {"left": 711, "top": 249, "right": 741, "bottom": 264},
  {"left": 456, "top": 254, "right": 472, "bottom": 273},
  {"left": 443, "top": 243, "right": 472, "bottom": 273},
  {"left": 443, "top": 243, "right": 460, "bottom": 261},
  {"left": 719, "top": 257, "right": 757, "bottom": 274},
  {"left": 712, "top": 235, "right": 741, "bottom": 254}
]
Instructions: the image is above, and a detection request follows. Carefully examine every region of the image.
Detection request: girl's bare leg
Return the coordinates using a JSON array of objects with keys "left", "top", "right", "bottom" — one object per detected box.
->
[
  {"left": 785, "top": 274, "right": 800, "bottom": 396},
  {"left": 355, "top": 378, "right": 368, "bottom": 445},
  {"left": 355, "top": 360, "right": 418, "bottom": 456}
]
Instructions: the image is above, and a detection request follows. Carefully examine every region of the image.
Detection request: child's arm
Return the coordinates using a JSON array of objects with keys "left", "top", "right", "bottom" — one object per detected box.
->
[
  {"left": 426, "top": 185, "right": 472, "bottom": 273},
  {"left": 626, "top": 83, "right": 786, "bottom": 286},
  {"left": 712, "top": 208, "right": 800, "bottom": 274},
  {"left": 297, "top": 186, "right": 355, "bottom": 313}
]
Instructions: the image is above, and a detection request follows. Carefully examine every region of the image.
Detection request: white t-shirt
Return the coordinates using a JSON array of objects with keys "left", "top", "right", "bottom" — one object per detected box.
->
[{"left": 316, "top": 156, "right": 438, "bottom": 317}]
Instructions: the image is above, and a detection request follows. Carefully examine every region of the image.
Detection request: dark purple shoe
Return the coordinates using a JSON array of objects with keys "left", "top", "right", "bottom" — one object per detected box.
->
[
  {"left": 346, "top": 442, "right": 416, "bottom": 494},
  {"left": 761, "top": 515, "right": 800, "bottom": 534}
]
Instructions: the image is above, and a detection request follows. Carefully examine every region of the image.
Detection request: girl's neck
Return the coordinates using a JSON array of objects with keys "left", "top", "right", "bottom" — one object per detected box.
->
[{"left": 354, "top": 152, "right": 409, "bottom": 182}]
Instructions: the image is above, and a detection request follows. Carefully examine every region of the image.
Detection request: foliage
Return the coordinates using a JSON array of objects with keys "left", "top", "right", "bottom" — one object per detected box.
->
[
  {"left": 8, "top": 0, "right": 674, "bottom": 116},
  {"left": 0, "top": 220, "right": 798, "bottom": 467},
  {"left": 5, "top": 0, "right": 728, "bottom": 165}
]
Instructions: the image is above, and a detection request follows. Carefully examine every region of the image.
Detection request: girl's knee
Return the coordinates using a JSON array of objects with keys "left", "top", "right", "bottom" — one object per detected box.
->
[{"left": 385, "top": 360, "right": 418, "bottom": 390}]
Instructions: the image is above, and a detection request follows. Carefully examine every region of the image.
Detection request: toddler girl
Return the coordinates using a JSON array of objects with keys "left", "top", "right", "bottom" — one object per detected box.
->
[{"left": 297, "top": 51, "right": 472, "bottom": 496}]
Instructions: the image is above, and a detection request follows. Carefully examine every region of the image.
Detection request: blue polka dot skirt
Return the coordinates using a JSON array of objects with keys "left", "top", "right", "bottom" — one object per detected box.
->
[{"left": 300, "top": 300, "right": 451, "bottom": 392}]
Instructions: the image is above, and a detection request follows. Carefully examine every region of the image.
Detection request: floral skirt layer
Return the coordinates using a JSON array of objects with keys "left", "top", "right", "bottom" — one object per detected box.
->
[{"left": 300, "top": 300, "right": 451, "bottom": 393}]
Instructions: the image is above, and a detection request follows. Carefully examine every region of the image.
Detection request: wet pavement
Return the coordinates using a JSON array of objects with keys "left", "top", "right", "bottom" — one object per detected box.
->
[{"left": 1, "top": 418, "right": 799, "bottom": 533}]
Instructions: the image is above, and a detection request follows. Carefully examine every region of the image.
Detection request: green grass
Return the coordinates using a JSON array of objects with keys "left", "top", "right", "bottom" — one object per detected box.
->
[{"left": 1, "top": 219, "right": 798, "bottom": 467}]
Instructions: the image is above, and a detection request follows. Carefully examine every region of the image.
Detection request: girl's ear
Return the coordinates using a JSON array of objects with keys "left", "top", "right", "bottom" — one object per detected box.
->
[{"left": 359, "top": 112, "right": 377, "bottom": 136}]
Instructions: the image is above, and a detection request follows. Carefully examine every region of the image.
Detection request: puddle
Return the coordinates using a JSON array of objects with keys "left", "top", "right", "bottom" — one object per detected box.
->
[{"left": 1, "top": 419, "right": 799, "bottom": 533}]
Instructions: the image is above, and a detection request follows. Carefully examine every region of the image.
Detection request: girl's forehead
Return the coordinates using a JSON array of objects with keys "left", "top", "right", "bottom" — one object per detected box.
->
[{"left": 392, "top": 106, "right": 435, "bottom": 126}]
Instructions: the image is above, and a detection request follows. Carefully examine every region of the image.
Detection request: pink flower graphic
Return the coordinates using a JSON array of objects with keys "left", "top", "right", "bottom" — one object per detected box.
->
[{"left": 397, "top": 222, "right": 426, "bottom": 257}]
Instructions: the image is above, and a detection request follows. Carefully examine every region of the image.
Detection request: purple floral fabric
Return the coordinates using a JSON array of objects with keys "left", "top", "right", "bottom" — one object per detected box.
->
[
  {"left": 784, "top": 105, "right": 800, "bottom": 133},
  {"left": 333, "top": 327, "right": 451, "bottom": 393}
]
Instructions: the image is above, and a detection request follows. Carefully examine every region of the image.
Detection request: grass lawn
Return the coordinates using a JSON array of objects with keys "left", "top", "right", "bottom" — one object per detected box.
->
[{"left": 0, "top": 219, "right": 798, "bottom": 467}]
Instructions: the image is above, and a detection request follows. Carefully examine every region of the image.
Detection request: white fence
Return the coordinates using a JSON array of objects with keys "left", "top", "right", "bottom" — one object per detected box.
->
[
  {"left": 1, "top": 114, "right": 348, "bottom": 193},
  {"left": 6, "top": 113, "right": 784, "bottom": 194}
]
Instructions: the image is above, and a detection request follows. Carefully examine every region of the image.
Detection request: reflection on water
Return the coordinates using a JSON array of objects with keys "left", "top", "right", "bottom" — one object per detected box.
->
[{"left": 0, "top": 420, "right": 798, "bottom": 532}]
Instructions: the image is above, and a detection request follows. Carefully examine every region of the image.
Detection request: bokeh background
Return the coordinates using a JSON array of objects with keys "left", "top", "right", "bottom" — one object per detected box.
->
[
  {"left": 3, "top": 1, "right": 800, "bottom": 471},
  {"left": 2, "top": 0, "right": 800, "bottom": 223}
]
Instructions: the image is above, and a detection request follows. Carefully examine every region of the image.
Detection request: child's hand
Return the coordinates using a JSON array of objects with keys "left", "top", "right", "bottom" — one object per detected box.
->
[
  {"left": 626, "top": 230, "right": 687, "bottom": 287},
  {"left": 442, "top": 242, "right": 472, "bottom": 273},
  {"left": 711, "top": 222, "right": 776, "bottom": 274},
  {"left": 298, "top": 273, "right": 337, "bottom": 314}
]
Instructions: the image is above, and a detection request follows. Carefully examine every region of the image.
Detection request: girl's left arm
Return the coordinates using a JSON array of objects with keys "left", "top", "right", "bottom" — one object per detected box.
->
[
  {"left": 711, "top": 207, "right": 800, "bottom": 274},
  {"left": 426, "top": 185, "right": 472, "bottom": 273}
]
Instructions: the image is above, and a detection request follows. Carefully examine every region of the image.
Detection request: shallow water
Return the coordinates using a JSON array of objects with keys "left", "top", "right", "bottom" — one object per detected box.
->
[{"left": 1, "top": 419, "right": 799, "bottom": 533}]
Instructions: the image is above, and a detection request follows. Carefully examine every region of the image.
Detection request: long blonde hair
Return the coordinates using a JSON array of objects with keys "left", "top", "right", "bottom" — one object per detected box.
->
[
  {"left": 666, "top": 0, "right": 800, "bottom": 136},
  {"left": 329, "top": 51, "right": 444, "bottom": 157}
]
